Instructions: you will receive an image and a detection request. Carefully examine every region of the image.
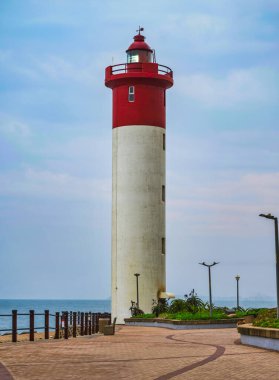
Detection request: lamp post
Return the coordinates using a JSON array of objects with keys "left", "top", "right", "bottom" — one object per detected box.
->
[
  {"left": 134, "top": 273, "right": 140, "bottom": 308},
  {"left": 199, "top": 262, "right": 219, "bottom": 317},
  {"left": 259, "top": 213, "right": 279, "bottom": 318},
  {"left": 235, "top": 275, "right": 240, "bottom": 310}
]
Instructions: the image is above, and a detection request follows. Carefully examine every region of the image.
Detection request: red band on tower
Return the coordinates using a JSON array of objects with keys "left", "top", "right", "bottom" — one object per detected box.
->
[{"left": 105, "top": 33, "right": 173, "bottom": 128}]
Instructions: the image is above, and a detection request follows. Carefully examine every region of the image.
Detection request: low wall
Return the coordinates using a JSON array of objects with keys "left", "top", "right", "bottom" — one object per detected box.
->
[
  {"left": 125, "top": 318, "right": 241, "bottom": 330},
  {"left": 238, "top": 324, "right": 279, "bottom": 351}
]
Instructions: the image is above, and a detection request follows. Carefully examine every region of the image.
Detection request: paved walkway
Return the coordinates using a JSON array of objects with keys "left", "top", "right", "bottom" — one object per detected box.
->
[{"left": 0, "top": 326, "right": 278, "bottom": 379}]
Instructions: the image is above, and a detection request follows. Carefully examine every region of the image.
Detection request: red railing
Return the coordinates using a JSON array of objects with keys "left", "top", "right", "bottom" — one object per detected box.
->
[{"left": 110, "top": 63, "right": 173, "bottom": 78}]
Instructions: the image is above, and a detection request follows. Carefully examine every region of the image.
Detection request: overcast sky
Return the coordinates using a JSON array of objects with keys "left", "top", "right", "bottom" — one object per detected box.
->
[{"left": 0, "top": 0, "right": 278, "bottom": 302}]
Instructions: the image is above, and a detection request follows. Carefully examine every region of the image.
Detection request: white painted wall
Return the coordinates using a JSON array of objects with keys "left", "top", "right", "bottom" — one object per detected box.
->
[
  {"left": 240, "top": 334, "right": 279, "bottom": 351},
  {"left": 112, "top": 125, "right": 166, "bottom": 323}
]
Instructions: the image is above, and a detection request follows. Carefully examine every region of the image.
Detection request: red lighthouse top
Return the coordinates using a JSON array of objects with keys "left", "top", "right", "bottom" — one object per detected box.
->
[
  {"left": 105, "top": 29, "right": 173, "bottom": 129},
  {"left": 126, "top": 32, "right": 153, "bottom": 64},
  {"left": 126, "top": 33, "right": 153, "bottom": 53}
]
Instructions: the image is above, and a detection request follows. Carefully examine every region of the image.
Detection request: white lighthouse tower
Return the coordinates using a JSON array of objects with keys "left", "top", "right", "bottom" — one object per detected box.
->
[{"left": 105, "top": 29, "right": 173, "bottom": 323}]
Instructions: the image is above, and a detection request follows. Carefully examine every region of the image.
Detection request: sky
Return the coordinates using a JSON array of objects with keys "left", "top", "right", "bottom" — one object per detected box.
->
[{"left": 0, "top": 0, "right": 279, "bottom": 302}]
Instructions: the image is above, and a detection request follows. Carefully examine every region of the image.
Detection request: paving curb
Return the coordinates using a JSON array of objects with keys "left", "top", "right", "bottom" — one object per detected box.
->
[{"left": 238, "top": 323, "right": 279, "bottom": 351}]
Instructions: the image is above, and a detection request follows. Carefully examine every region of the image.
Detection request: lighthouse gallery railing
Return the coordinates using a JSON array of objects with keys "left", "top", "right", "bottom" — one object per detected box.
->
[{"left": 110, "top": 63, "right": 173, "bottom": 78}]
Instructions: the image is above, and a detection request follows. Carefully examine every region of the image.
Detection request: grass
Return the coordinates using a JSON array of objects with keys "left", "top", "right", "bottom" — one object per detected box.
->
[
  {"left": 163, "top": 311, "right": 228, "bottom": 320},
  {"left": 134, "top": 310, "right": 230, "bottom": 320},
  {"left": 133, "top": 314, "right": 155, "bottom": 319}
]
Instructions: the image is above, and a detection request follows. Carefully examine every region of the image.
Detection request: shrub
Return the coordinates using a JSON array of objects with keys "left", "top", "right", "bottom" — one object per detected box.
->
[
  {"left": 152, "top": 299, "right": 169, "bottom": 317},
  {"left": 169, "top": 299, "right": 187, "bottom": 313},
  {"left": 253, "top": 308, "right": 279, "bottom": 328},
  {"left": 184, "top": 289, "right": 205, "bottom": 313}
]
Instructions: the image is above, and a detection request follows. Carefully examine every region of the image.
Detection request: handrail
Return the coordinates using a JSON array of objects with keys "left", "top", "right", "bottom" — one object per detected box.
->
[
  {"left": 110, "top": 63, "right": 172, "bottom": 77},
  {"left": 0, "top": 310, "right": 111, "bottom": 342}
]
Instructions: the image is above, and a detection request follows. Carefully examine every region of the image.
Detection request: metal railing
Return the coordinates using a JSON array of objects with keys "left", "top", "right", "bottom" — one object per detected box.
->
[
  {"left": 110, "top": 63, "right": 173, "bottom": 77},
  {"left": 0, "top": 310, "right": 111, "bottom": 342}
]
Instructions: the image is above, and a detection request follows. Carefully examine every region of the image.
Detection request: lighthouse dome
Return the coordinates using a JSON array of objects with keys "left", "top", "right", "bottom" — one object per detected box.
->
[{"left": 126, "top": 31, "right": 154, "bottom": 63}]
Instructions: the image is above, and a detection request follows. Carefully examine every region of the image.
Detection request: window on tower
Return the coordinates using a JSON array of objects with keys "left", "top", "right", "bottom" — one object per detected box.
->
[
  {"left": 162, "top": 238, "right": 166, "bottom": 255},
  {"left": 128, "top": 86, "right": 135, "bottom": 102},
  {"left": 162, "top": 185, "right": 165, "bottom": 202},
  {"left": 163, "top": 134, "right": 165, "bottom": 150}
]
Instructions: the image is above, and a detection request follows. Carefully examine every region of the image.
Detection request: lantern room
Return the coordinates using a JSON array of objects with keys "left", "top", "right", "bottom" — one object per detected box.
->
[{"left": 126, "top": 32, "right": 154, "bottom": 63}]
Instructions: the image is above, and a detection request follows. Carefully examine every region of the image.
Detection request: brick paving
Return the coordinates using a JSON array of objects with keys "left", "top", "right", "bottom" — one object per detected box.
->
[{"left": 0, "top": 325, "right": 278, "bottom": 379}]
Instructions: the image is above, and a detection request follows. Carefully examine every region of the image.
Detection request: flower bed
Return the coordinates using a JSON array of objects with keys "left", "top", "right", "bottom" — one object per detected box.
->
[{"left": 125, "top": 317, "right": 243, "bottom": 329}]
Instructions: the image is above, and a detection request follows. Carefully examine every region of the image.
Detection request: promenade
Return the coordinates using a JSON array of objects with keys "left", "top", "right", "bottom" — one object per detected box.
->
[{"left": 0, "top": 325, "right": 278, "bottom": 379}]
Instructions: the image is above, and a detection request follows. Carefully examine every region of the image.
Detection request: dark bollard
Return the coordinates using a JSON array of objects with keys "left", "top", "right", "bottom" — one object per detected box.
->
[
  {"left": 70, "top": 311, "right": 73, "bottom": 326},
  {"left": 89, "top": 312, "right": 92, "bottom": 335},
  {"left": 12, "top": 310, "right": 17, "bottom": 343},
  {"left": 30, "top": 310, "right": 35, "bottom": 341},
  {"left": 96, "top": 313, "right": 100, "bottom": 333},
  {"left": 93, "top": 313, "right": 96, "bottom": 334},
  {"left": 80, "top": 312, "right": 84, "bottom": 336},
  {"left": 64, "top": 312, "right": 69, "bottom": 339},
  {"left": 73, "top": 312, "right": 77, "bottom": 338},
  {"left": 55, "top": 312, "right": 60, "bottom": 339},
  {"left": 78, "top": 311, "right": 80, "bottom": 325},
  {"left": 44, "top": 310, "right": 49, "bottom": 340},
  {"left": 85, "top": 313, "right": 88, "bottom": 335}
]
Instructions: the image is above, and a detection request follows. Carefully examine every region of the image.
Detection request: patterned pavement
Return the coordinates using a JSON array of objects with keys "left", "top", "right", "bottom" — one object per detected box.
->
[{"left": 0, "top": 325, "right": 278, "bottom": 379}]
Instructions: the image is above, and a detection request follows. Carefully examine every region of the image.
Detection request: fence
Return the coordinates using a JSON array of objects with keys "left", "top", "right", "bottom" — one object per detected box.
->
[
  {"left": 109, "top": 63, "right": 173, "bottom": 77},
  {"left": 0, "top": 310, "right": 111, "bottom": 343}
]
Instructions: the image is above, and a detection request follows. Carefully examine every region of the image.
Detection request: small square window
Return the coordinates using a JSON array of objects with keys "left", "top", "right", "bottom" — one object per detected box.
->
[
  {"left": 128, "top": 86, "right": 135, "bottom": 102},
  {"left": 162, "top": 238, "right": 166, "bottom": 254}
]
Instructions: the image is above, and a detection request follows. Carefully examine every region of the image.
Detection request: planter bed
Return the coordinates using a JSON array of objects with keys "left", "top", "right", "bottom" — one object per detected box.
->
[
  {"left": 238, "top": 323, "right": 279, "bottom": 351},
  {"left": 125, "top": 317, "right": 242, "bottom": 329}
]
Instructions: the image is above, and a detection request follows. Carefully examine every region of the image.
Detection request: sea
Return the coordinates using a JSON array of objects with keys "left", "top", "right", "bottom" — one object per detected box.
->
[
  {"left": 0, "top": 298, "right": 276, "bottom": 335},
  {"left": 0, "top": 299, "right": 111, "bottom": 335}
]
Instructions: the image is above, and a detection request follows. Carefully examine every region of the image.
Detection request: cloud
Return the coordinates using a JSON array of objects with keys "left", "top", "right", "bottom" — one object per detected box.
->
[
  {"left": 0, "top": 50, "right": 97, "bottom": 85},
  {"left": 34, "top": 55, "right": 96, "bottom": 84},
  {"left": 0, "top": 114, "right": 32, "bottom": 139},
  {"left": 158, "top": 8, "right": 279, "bottom": 56},
  {"left": 165, "top": 13, "right": 227, "bottom": 38},
  {"left": 167, "top": 172, "right": 279, "bottom": 236},
  {"left": 0, "top": 168, "right": 111, "bottom": 201},
  {"left": 176, "top": 68, "right": 278, "bottom": 107}
]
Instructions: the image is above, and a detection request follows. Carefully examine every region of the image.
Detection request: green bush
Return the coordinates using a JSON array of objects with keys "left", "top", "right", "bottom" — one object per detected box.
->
[
  {"left": 184, "top": 289, "right": 205, "bottom": 313},
  {"left": 253, "top": 308, "right": 279, "bottom": 329},
  {"left": 169, "top": 299, "right": 187, "bottom": 313},
  {"left": 152, "top": 299, "right": 169, "bottom": 317},
  {"left": 235, "top": 308, "right": 266, "bottom": 318}
]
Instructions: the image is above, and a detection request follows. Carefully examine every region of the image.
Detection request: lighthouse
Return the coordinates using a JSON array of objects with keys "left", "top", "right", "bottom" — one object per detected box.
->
[{"left": 105, "top": 29, "right": 173, "bottom": 323}]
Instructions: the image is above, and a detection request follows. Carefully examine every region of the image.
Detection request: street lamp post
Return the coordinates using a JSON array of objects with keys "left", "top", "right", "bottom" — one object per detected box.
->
[
  {"left": 199, "top": 262, "right": 219, "bottom": 317},
  {"left": 259, "top": 213, "right": 279, "bottom": 318},
  {"left": 134, "top": 273, "right": 140, "bottom": 308},
  {"left": 235, "top": 275, "right": 240, "bottom": 310}
]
